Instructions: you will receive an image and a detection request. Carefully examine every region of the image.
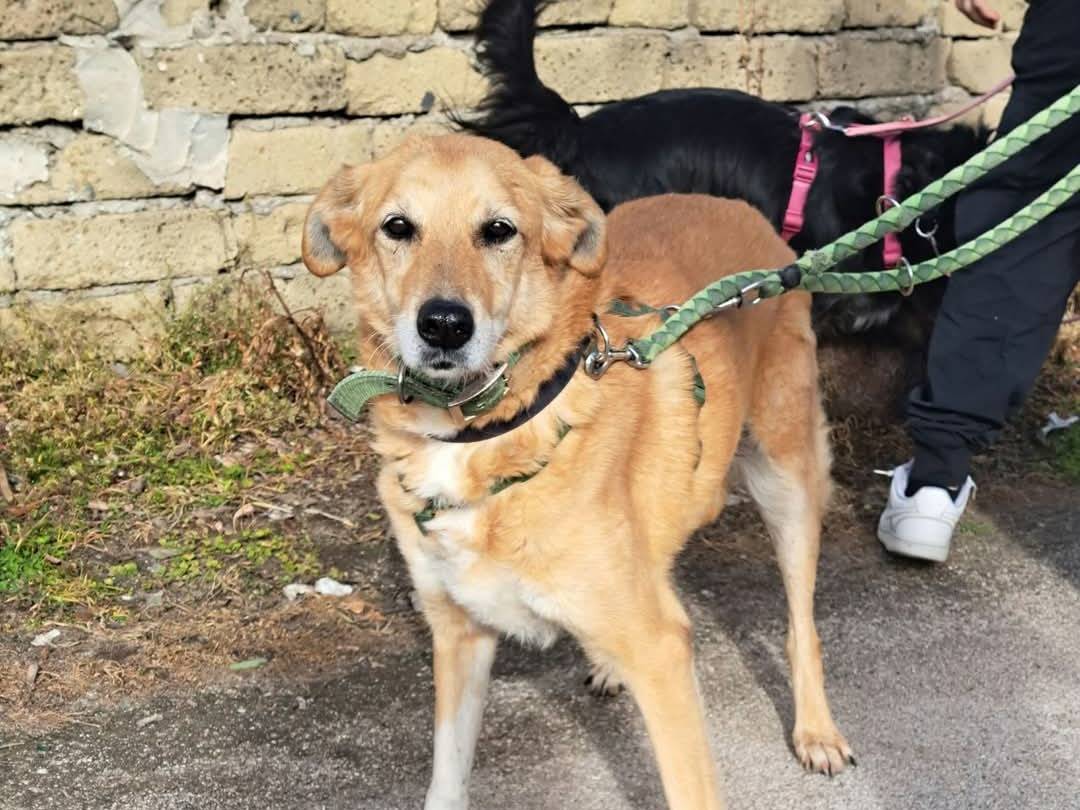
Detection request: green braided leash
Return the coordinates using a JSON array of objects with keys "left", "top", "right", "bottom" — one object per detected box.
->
[
  {"left": 801, "top": 163, "right": 1080, "bottom": 295},
  {"left": 629, "top": 82, "right": 1080, "bottom": 364}
]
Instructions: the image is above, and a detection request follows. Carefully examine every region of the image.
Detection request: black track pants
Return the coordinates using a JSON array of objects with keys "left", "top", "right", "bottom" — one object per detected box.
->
[{"left": 906, "top": 0, "right": 1080, "bottom": 487}]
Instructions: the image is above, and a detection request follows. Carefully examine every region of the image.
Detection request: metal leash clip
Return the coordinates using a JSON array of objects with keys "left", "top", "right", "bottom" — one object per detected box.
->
[
  {"left": 584, "top": 315, "right": 649, "bottom": 379},
  {"left": 585, "top": 277, "right": 773, "bottom": 380}
]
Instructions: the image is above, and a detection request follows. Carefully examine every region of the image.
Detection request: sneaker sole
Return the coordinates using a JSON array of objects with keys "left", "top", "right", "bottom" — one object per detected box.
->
[{"left": 877, "top": 525, "right": 950, "bottom": 563}]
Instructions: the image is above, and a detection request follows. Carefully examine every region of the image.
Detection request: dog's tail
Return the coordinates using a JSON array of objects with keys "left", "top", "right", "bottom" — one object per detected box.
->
[{"left": 456, "top": 0, "right": 580, "bottom": 164}]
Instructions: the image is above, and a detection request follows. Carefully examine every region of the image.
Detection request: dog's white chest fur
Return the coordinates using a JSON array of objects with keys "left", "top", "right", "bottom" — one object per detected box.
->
[{"left": 403, "top": 441, "right": 562, "bottom": 648}]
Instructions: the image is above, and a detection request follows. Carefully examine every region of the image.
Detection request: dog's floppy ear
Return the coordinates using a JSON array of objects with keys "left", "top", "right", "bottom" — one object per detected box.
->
[
  {"left": 524, "top": 155, "right": 607, "bottom": 277},
  {"left": 302, "top": 164, "right": 369, "bottom": 277}
]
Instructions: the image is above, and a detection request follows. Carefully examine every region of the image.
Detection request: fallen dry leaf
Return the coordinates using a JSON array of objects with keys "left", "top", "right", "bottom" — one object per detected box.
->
[
  {"left": 25, "top": 662, "right": 39, "bottom": 692},
  {"left": 232, "top": 502, "right": 256, "bottom": 529},
  {"left": 339, "top": 595, "right": 384, "bottom": 622},
  {"left": 0, "top": 464, "right": 14, "bottom": 502}
]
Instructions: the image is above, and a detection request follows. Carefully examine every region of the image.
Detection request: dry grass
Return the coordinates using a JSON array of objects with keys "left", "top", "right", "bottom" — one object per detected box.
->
[
  {"left": 0, "top": 281, "right": 400, "bottom": 732},
  {"left": 1055, "top": 287, "right": 1080, "bottom": 365},
  {"left": 0, "top": 280, "right": 353, "bottom": 622}
]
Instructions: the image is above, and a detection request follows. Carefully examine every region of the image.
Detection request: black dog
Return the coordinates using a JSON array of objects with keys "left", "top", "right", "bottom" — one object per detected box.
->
[{"left": 457, "top": 0, "right": 988, "bottom": 362}]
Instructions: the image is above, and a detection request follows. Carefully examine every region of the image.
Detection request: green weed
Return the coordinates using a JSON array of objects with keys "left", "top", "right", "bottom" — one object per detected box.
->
[
  {"left": 158, "top": 528, "right": 321, "bottom": 588},
  {"left": 0, "top": 283, "right": 349, "bottom": 619}
]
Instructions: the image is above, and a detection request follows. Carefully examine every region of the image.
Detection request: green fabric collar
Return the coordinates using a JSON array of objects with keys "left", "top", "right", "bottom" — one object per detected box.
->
[
  {"left": 327, "top": 350, "right": 525, "bottom": 425},
  {"left": 327, "top": 299, "right": 706, "bottom": 427}
]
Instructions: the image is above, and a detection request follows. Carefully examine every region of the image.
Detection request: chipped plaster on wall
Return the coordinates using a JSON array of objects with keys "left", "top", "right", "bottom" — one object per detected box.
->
[
  {"left": 0, "top": 138, "right": 51, "bottom": 197},
  {"left": 71, "top": 42, "right": 229, "bottom": 189}
]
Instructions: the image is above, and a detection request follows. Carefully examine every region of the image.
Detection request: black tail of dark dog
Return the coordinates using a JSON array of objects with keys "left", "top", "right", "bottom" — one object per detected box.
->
[
  {"left": 456, "top": 0, "right": 581, "bottom": 166},
  {"left": 458, "top": 0, "right": 990, "bottom": 407}
]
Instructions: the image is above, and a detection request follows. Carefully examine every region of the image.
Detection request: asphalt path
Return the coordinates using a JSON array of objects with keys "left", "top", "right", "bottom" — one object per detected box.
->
[{"left": 3, "top": 480, "right": 1078, "bottom": 810}]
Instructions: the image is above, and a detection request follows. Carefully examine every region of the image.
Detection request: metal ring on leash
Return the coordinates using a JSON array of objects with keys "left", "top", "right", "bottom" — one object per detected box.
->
[
  {"left": 584, "top": 316, "right": 613, "bottom": 378},
  {"left": 875, "top": 194, "right": 901, "bottom": 217},
  {"left": 897, "top": 257, "right": 915, "bottom": 297}
]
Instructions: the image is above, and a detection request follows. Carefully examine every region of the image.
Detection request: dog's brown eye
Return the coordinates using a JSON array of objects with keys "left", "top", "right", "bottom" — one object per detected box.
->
[
  {"left": 480, "top": 219, "right": 516, "bottom": 245},
  {"left": 382, "top": 215, "right": 415, "bottom": 241}
]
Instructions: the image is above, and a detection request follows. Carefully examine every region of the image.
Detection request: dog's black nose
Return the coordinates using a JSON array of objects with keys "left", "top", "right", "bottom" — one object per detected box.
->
[{"left": 417, "top": 299, "right": 474, "bottom": 350}]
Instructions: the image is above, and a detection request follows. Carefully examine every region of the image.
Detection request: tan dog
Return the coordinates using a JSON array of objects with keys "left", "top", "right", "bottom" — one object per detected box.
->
[{"left": 302, "top": 134, "right": 852, "bottom": 810}]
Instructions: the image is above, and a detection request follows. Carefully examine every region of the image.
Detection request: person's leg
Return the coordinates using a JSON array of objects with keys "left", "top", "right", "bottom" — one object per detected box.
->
[
  {"left": 905, "top": 200, "right": 1080, "bottom": 490},
  {"left": 882, "top": 193, "right": 1078, "bottom": 561},
  {"left": 881, "top": 0, "right": 1080, "bottom": 559}
]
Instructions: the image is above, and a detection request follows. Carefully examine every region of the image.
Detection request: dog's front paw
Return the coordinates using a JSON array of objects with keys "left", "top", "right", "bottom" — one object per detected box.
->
[
  {"left": 584, "top": 662, "right": 625, "bottom": 699},
  {"left": 425, "top": 789, "right": 468, "bottom": 810},
  {"left": 793, "top": 725, "right": 855, "bottom": 776},
  {"left": 423, "top": 507, "right": 481, "bottom": 552}
]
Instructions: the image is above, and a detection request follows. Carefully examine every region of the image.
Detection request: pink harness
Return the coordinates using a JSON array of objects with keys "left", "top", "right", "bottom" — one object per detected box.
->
[{"left": 781, "top": 76, "right": 1015, "bottom": 267}]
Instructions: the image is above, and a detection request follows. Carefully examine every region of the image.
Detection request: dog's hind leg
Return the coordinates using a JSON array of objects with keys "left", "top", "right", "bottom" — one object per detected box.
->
[
  {"left": 741, "top": 300, "right": 854, "bottom": 775},
  {"left": 423, "top": 595, "right": 498, "bottom": 810}
]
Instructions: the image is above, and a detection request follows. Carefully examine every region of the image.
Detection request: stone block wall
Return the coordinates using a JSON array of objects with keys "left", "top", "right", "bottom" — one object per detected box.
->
[{"left": 0, "top": 0, "right": 1024, "bottom": 352}]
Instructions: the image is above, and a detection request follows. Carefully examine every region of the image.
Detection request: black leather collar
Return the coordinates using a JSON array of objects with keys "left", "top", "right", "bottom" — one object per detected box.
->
[{"left": 440, "top": 339, "right": 588, "bottom": 443}]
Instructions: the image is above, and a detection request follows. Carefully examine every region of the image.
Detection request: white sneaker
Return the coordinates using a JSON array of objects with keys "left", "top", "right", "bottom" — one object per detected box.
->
[{"left": 877, "top": 461, "right": 975, "bottom": 562}]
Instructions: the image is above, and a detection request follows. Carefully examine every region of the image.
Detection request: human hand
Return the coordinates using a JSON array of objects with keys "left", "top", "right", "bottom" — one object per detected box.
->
[{"left": 954, "top": 0, "right": 1001, "bottom": 28}]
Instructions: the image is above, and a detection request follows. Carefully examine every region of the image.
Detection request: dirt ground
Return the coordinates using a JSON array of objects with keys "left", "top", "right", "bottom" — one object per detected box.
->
[{"left": 1, "top": 415, "right": 1079, "bottom": 809}]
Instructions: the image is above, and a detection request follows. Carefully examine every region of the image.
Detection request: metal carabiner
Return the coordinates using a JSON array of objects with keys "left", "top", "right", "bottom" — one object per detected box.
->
[{"left": 897, "top": 257, "right": 915, "bottom": 297}]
